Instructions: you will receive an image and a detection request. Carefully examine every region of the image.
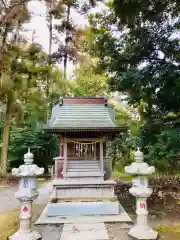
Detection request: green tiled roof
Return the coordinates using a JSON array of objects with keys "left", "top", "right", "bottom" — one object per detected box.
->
[{"left": 44, "top": 103, "right": 124, "bottom": 132}]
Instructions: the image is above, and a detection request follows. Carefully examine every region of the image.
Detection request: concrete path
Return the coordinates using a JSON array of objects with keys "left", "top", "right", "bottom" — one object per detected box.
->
[
  {"left": 0, "top": 185, "right": 19, "bottom": 213},
  {"left": 0, "top": 181, "right": 51, "bottom": 213},
  {"left": 0, "top": 181, "right": 54, "bottom": 212},
  {"left": 60, "top": 223, "right": 109, "bottom": 240}
]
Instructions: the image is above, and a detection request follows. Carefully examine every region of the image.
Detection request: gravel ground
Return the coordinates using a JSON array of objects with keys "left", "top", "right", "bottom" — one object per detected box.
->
[
  {"left": 0, "top": 181, "right": 65, "bottom": 240},
  {"left": 106, "top": 223, "right": 130, "bottom": 240},
  {"left": 106, "top": 221, "right": 180, "bottom": 240},
  {"left": 0, "top": 185, "right": 19, "bottom": 213},
  {"left": 34, "top": 224, "right": 63, "bottom": 240},
  {"left": 0, "top": 180, "right": 50, "bottom": 213}
]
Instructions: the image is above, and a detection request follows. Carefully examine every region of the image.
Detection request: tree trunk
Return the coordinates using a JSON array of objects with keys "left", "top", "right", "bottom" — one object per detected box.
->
[
  {"left": 46, "top": 11, "right": 53, "bottom": 99},
  {"left": 0, "top": 23, "right": 10, "bottom": 177},
  {"left": 0, "top": 100, "right": 11, "bottom": 177},
  {"left": 0, "top": 23, "right": 9, "bottom": 80},
  {"left": 64, "top": 4, "right": 71, "bottom": 78},
  {"left": 46, "top": 12, "right": 53, "bottom": 123},
  {"left": 48, "top": 13, "right": 53, "bottom": 66},
  {"left": 0, "top": 23, "right": 20, "bottom": 177}
]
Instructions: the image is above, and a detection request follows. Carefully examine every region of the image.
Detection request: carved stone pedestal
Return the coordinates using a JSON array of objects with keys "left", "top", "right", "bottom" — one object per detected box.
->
[
  {"left": 9, "top": 230, "right": 41, "bottom": 240},
  {"left": 128, "top": 226, "right": 158, "bottom": 240}
]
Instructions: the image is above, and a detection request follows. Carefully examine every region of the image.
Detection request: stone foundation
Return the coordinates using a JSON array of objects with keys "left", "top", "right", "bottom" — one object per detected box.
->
[
  {"left": 50, "top": 179, "right": 116, "bottom": 202},
  {"left": 47, "top": 202, "right": 120, "bottom": 217}
]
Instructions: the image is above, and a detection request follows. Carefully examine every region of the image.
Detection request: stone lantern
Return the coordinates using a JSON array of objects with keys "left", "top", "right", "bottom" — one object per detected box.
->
[
  {"left": 125, "top": 148, "right": 158, "bottom": 240},
  {"left": 10, "top": 148, "right": 44, "bottom": 240}
]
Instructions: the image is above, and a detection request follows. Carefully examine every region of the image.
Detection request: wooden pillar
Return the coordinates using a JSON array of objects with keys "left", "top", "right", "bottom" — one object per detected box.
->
[
  {"left": 100, "top": 141, "right": 104, "bottom": 173},
  {"left": 60, "top": 140, "right": 64, "bottom": 157},
  {"left": 58, "top": 138, "right": 64, "bottom": 179},
  {"left": 103, "top": 142, "right": 106, "bottom": 157},
  {"left": 63, "top": 140, "right": 67, "bottom": 178},
  {"left": 94, "top": 143, "right": 96, "bottom": 160},
  {"left": 54, "top": 157, "right": 58, "bottom": 179},
  {"left": 54, "top": 137, "right": 64, "bottom": 179}
]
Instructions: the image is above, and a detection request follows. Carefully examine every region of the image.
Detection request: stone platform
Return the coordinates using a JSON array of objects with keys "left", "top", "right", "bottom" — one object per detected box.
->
[
  {"left": 47, "top": 202, "right": 120, "bottom": 216},
  {"left": 35, "top": 203, "right": 132, "bottom": 225},
  {"left": 50, "top": 179, "right": 116, "bottom": 202},
  {"left": 35, "top": 180, "right": 132, "bottom": 240},
  {"left": 37, "top": 179, "right": 132, "bottom": 226}
]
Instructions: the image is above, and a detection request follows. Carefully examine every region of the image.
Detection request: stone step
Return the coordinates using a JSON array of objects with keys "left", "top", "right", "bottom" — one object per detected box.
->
[
  {"left": 66, "top": 177, "right": 104, "bottom": 181},
  {"left": 57, "top": 197, "right": 117, "bottom": 202},
  {"left": 35, "top": 203, "right": 132, "bottom": 225},
  {"left": 68, "top": 160, "right": 99, "bottom": 164},
  {"left": 47, "top": 202, "right": 120, "bottom": 217},
  {"left": 67, "top": 168, "right": 100, "bottom": 171},
  {"left": 68, "top": 166, "right": 100, "bottom": 169},
  {"left": 67, "top": 164, "right": 100, "bottom": 168},
  {"left": 52, "top": 179, "right": 116, "bottom": 186},
  {"left": 68, "top": 163, "right": 100, "bottom": 167},
  {"left": 65, "top": 172, "right": 104, "bottom": 177},
  {"left": 67, "top": 166, "right": 100, "bottom": 171},
  {"left": 67, "top": 169, "right": 101, "bottom": 172},
  {"left": 55, "top": 185, "right": 115, "bottom": 199}
]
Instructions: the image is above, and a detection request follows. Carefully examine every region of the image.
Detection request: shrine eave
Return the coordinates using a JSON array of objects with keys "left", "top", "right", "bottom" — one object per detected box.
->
[{"left": 43, "top": 126, "right": 127, "bottom": 134}]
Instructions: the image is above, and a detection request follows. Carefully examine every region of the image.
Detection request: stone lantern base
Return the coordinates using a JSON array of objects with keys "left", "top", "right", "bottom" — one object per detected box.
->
[
  {"left": 9, "top": 230, "right": 41, "bottom": 240},
  {"left": 128, "top": 225, "right": 158, "bottom": 240}
]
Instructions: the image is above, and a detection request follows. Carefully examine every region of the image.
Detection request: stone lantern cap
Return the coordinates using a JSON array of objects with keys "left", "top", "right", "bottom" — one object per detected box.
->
[
  {"left": 24, "top": 148, "right": 34, "bottom": 164},
  {"left": 12, "top": 148, "right": 44, "bottom": 177},
  {"left": 125, "top": 148, "right": 155, "bottom": 175}
]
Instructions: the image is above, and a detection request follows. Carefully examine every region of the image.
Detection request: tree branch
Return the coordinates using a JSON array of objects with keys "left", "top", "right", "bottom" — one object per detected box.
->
[
  {"left": 0, "top": 0, "right": 28, "bottom": 26},
  {"left": 9, "top": 0, "right": 28, "bottom": 9},
  {"left": 1, "top": 0, "right": 7, "bottom": 9}
]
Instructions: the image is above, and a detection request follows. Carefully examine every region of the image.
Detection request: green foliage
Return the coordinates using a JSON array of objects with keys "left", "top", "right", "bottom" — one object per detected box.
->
[
  {"left": 86, "top": 5, "right": 180, "bottom": 116},
  {"left": 112, "top": 105, "right": 131, "bottom": 125},
  {"left": 107, "top": 106, "right": 141, "bottom": 170},
  {"left": 1, "top": 0, "right": 179, "bottom": 176},
  {"left": 0, "top": 38, "right": 69, "bottom": 174},
  {"left": 145, "top": 128, "right": 180, "bottom": 173},
  {"left": 50, "top": 0, "right": 96, "bottom": 76},
  {"left": 83, "top": 0, "right": 180, "bottom": 173},
  {"left": 8, "top": 126, "right": 59, "bottom": 172},
  {"left": 0, "top": 0, "right": 106, "bottom": 175},
  {"left": 72, "top": 62, "right": 109, "bottom": 97}
]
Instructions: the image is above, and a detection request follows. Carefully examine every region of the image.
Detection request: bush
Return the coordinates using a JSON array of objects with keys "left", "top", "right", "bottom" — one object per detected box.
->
[
  {"left": 115, "top": 175, "right": 180, "bottom": 215},
  {"left": 145, "top": 129, "right": 180, "bottom": 173}
]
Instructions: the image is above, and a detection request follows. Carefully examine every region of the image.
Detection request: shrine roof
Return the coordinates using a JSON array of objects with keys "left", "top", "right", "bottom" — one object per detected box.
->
[{"left": 44, "top": 97, "right": 126, "bottom": 133}]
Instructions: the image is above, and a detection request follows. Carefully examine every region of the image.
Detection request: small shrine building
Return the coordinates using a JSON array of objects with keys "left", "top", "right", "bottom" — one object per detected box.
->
[
  {"left": 44, "top": 97, "right": 126, "bottom": 182},
  {"left": 38, "top": 97, "right": 130, "bottom": 221}
]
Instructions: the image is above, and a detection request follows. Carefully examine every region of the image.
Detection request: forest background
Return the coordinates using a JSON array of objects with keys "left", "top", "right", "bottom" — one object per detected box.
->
[{"left": 0, "top": 0, "right": 179, "bottom": 177}]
